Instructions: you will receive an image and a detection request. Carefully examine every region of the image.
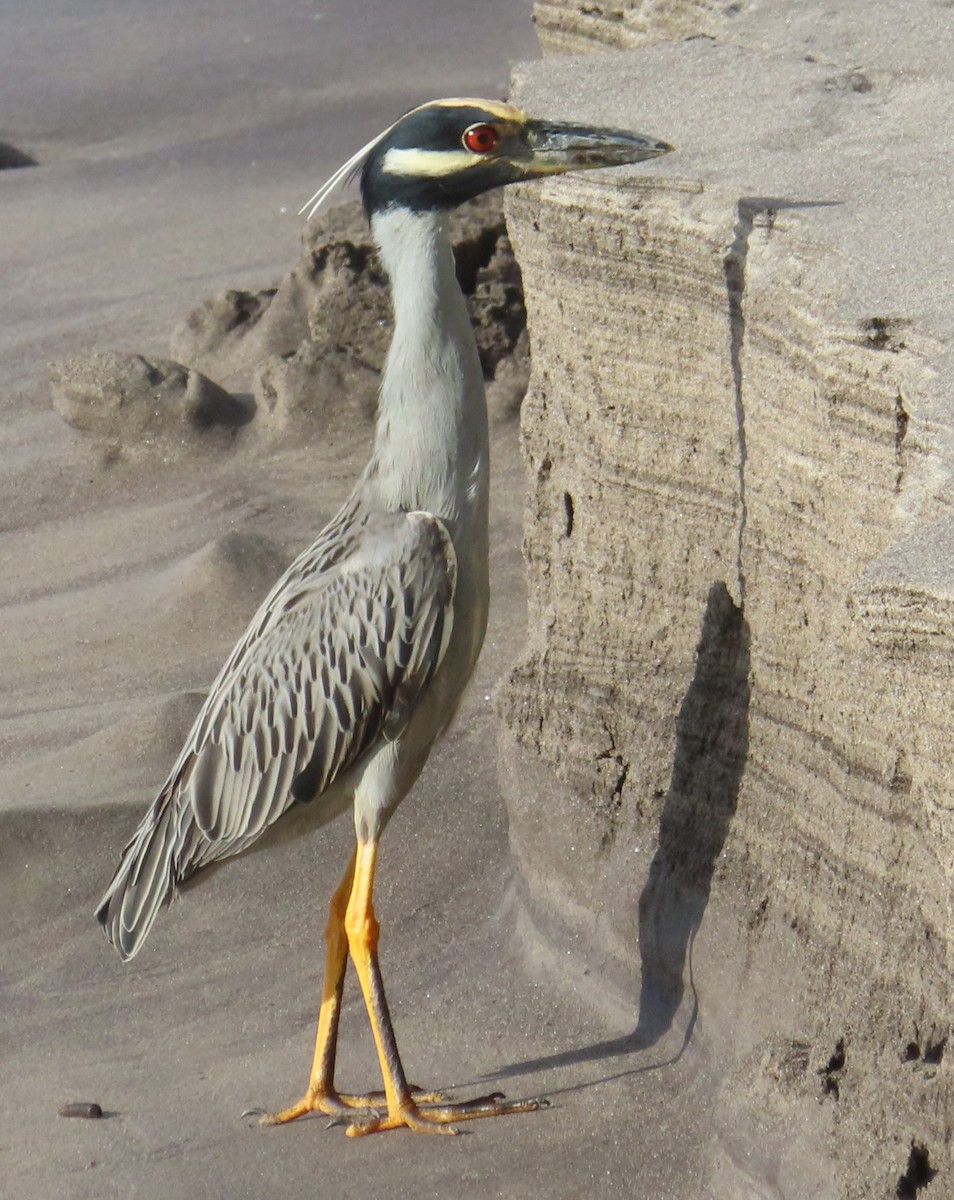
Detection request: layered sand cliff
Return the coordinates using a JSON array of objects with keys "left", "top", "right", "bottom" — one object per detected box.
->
[{"left": 501, "top": 10, "right": 952, "bottom": 1195}]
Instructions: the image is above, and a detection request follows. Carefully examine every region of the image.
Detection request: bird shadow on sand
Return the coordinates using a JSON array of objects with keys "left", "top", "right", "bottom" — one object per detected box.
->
[{"left": 484, "top": 582, "right": 751, "bottom": 1095}]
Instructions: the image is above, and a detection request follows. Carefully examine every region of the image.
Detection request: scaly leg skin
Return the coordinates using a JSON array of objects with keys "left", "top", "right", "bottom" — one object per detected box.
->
[
  {"left": 339, "top": 838, "right": 549, "bottom": 1137},
  {"left": 261, "top": 849, "right": 442, "bottom": 1126}
]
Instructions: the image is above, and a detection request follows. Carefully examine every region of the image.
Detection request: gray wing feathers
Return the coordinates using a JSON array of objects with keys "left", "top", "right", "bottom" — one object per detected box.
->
[{"left": 95, "top": 509, "right": 456, "bottom": 960}]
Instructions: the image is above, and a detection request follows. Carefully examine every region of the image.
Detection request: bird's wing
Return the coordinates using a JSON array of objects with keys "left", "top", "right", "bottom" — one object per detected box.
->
[{"left": 96, "top": 507, "right": 456, "bottom": 959}]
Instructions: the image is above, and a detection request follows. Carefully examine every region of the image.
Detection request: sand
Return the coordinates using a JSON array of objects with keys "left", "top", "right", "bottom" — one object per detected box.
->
[
  {"left": 6, "top": 2, "right": 937, "bottom": 1197},
  {"left": 0, "top": 4, "right": 665, "bottom": 1197}
]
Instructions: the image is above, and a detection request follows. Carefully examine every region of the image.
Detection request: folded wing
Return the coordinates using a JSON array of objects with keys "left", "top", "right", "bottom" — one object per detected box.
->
[{"left": 95, "top": 508, "right": 456, "bottom": 960}]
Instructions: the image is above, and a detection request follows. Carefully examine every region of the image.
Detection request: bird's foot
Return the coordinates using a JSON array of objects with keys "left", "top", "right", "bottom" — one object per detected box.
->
[
  {"left": 258, "top": 1085, "right": 443, "bottom": 1127},
  {"left": 335, "top": 1091, "right": 550, "bottom": 1138}
]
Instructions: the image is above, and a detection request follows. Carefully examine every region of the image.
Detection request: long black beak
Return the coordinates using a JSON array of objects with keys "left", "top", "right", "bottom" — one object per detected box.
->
[{"left": 519, "top": 118, "right": 672, "bottom": 177}]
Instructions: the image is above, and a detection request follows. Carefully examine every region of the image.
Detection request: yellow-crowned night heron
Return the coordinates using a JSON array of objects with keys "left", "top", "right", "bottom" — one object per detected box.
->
[{"left": 96, "top": 98, "right": 671, "bottom": 1135}]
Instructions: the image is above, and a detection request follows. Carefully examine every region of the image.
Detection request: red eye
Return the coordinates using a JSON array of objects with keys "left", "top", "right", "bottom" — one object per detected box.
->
[{"left": 463, "top": 123, "right": 499, "bottom": 154}]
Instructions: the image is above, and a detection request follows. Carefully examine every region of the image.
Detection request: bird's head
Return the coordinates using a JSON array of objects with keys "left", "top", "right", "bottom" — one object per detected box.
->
[{"left": 301, "top": 98, "right": 672, "bottom": 221}]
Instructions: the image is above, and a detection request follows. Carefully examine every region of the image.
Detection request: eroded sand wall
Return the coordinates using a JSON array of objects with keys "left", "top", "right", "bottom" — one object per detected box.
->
[
  {"left": 498, "top": 176, "right": 742, "bottom": 977},
  {"left": 501, "top": 47, "right": 953, "bottom": 1193}
]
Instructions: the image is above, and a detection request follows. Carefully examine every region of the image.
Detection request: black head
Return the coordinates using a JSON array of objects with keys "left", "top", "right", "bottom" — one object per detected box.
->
[{"left": 300, "top": 98, "right": 673, "bottom": 222}]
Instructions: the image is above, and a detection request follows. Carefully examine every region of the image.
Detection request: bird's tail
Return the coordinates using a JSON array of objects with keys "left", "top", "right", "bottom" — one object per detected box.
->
[{"left": 94, "top": 789, "right": 180, "bottom": 962}]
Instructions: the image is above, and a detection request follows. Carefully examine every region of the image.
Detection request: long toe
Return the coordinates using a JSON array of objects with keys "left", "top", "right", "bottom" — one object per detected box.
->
[
  {"left": 337, "top": 1085, "right": 445, "bottom": 1109},
  {"left": 260, "top": 1090, "right": 379, "bottom": 1126},
  {"left": 260, "top": 1085, "right": 447, "bottom": 1127},
  {"left": 343, "top": 1092, "right": 550, "bottom": 1137},
  {"left": 260, "top": 1096, "right": 322, "bottom": 1126}
]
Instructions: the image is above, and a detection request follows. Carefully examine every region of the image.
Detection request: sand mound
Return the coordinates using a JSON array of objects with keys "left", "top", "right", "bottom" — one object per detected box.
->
[
  {"left": 67, "top": 692, "right": 208, "bottom": 800},
  {"left": 90, "top": 690, "right": 207, "bottom": 769},
  {"left": 171, "top": 195, "right": 529, "bottom": 435},
  {"left": 169, "top": 288, "right": 278, "bottom": 383},
  {"left": 49, "top": 351, "right": 252, "bottom": 455},
  {"left": 0, "top": 141, "right": 36, "bottom": 169},
  {"left": 157, "top": 530, "right": 292, "bottom": 634}
]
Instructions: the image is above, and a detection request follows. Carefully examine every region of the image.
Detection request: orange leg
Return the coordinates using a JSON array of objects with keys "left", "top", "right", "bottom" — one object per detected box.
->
[
  {"left": 336, "top": 838, "right": 548, "bottom": 1137},
  {"left": 262, "top": 848, "right": 440, "bottom": 1126}
]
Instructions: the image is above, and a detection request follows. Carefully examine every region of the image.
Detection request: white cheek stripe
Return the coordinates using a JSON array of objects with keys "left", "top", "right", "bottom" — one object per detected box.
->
[{"left": 381, "top": 147, "right": 483, "bottom": 177}]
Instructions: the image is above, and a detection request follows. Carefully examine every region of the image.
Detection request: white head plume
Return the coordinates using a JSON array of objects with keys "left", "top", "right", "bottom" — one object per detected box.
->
[{"left": 298, "top": 121, "right": 400, "bottom": 220}]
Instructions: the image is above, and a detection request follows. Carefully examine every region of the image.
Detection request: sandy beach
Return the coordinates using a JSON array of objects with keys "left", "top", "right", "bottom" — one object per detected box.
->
[
  {"left": 1, "top": 3, "right": 735, "bottom": 1198},
  {"left": 0, "top": 4, "right": 657, "bottom": 1197},
  {"left": 6, "top": 2, "right": 950, "bottom": 1197}
]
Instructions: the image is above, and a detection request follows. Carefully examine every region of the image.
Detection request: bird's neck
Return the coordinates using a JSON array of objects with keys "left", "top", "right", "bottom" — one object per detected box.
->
[{"left": 363, "top": 207, "right": 489, "bottom": 533}]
